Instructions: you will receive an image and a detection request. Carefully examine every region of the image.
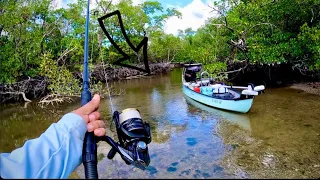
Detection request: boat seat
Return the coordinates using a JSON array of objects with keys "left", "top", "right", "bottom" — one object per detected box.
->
[
  {"left": 228, "top": 89, "right": 241, "bottom": 99},
  {"left": 213, "top": 87, "right": 229, "bottom": 94},
  {"left": 212, "top": 93, "right": 235, "bottom": 100}
]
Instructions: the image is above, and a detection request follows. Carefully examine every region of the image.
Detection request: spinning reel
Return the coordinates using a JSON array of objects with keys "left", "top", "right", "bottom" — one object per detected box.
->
[{"left": 97, "top": 108, "right": 152, "bottom": 170}]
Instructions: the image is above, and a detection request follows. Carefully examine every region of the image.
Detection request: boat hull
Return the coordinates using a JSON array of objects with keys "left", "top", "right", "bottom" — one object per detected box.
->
[
  {"left": 184, "top": 94, "right": 251, "bottom": 131},
  {"left": 182, "top": 85, "right": 254, "bottom": 113}
]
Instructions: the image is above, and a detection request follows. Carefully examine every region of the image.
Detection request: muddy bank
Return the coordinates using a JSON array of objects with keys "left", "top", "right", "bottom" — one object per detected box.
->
[
  {"left": 90, "top": 62, "right": 173, "bottom": 82},
  {"left": 227, "top": 62, "right": 320, "bottom": 87},
  {"left": 289, "top": 82, "right": 320, "bottom": 96},
  {"left": 170, "top": 61, "right": 320, "bottom": 87},
  {"left": 0, "top": 63, "right": 173, "bottom": 104}
]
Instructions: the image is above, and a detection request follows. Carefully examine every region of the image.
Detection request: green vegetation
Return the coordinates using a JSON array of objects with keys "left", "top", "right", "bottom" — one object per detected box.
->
[
  {"left": 0, "top": 0, "right": 181, "bottom": 99},
  {"left": 179, "top": 0, "right": 320, "bottom": 81},
  {"left": 0, "top": 0, "right": 319, "bottom": 100}
]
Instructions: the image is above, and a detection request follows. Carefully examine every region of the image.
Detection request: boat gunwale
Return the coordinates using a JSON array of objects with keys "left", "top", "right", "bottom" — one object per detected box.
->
[{"left": 182, "top": 84, "right": 254, "bottom": 101}]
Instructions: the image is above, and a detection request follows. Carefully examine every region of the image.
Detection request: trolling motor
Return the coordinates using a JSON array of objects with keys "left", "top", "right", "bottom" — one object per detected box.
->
[{"left": 97, "top": 108, "right": 152, "bottom": 169}]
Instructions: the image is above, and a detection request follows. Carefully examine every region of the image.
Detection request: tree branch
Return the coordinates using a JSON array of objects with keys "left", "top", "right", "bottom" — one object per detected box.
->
[
  {"left": 57, "top": 47, "right": 76, "bottom": 63},
  {"left": 208, "top": 5, "right": 234, "bottom": 33},
  {"left": 0, "top": 92, "right": 31, "bottom": 102},
  {"left": 246, "top": 22, "right": 278, "bottom": 35}
]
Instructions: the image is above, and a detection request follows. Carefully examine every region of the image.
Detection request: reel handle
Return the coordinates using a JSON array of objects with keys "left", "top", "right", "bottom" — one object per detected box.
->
[
  {"left": 107, "top": 147, "right": 117, "bottom": 159},
  {"left": 97, "top": 136, "right": 133, "bottom": 165}
]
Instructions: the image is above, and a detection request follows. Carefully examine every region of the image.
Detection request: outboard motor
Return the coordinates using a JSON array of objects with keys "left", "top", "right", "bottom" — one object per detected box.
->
[
  {"left": 254, "top": 85, "right": 265, "bottom": 94},
  {"left": 241, "top": 83, "right": 258, "bottom": 97},
  {"left": 247, "top": 83, "right": 255, "bottom": 91},
  {"left": 97, "top": 108, "right": 151, "bottom": 170},
  {"left": 241, "top": 83, "right": 266, "bottom": 96},
  {"left": 248, "top": 83, "right": 265, "bottom": 94}
]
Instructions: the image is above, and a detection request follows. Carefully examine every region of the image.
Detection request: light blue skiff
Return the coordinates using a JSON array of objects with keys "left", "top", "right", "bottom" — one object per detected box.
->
[
  {"left": 184, "top": 94, "right": 251, "bottom": 131},
  {"left": 182, "top": 63, "right": 264, "bottom": 113},
  {"left": 182, "top": 85, "right": 254, "bottom": 113}
]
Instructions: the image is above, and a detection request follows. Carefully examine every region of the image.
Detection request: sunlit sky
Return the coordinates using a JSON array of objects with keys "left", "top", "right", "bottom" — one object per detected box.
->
[{"left": 52, "top": 0, "right": 218, "bottom": 35}]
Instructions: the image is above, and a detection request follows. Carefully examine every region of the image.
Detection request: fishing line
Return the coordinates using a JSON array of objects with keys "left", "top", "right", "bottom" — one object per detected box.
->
[
  {"left": 100, "top": 47, "right": 120, "bottom": 178},
  {"left": 99, "top": 46, "right": 116, "bottom": 132},
  {"left": 97, "top": 32, "right": 115, "bottom": 113},
  {"left": 103, "top": 65, "right": 115, "bottom": 114},
  {"left": 103, "top": 63, "right": 116, "bottom": 133},
  {"left": 93, "top": 10, "right": 116, "bottom": 133}
]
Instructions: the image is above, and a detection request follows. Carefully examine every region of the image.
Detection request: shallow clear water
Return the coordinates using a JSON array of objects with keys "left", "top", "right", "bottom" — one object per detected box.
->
[{"left": 1, "top": 68, "right": 319, "bottom": 178}]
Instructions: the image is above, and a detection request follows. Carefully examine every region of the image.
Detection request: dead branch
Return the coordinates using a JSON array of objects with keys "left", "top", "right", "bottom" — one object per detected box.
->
[
  {"left": 0, "top": 77, "right": 46, "bottom": 103},
  {"left": 41, "top": 16, "right": 62, "bottom": 40},
  {"left": 56, "top": 46, "right": 76, "bottom": 63},
  {"left": 125, "top": 74, "right": 148, "bottom": 80},
  {"left": 227, "top": 38, "right": 248, "bottom": 53},
  {"left": 91, "top": 62, "right": 172, "bottom": 82},
  {"left": 24, "top": 101, "right": 31, "bottom": 108},
  {"left": 38, "top": 94, "right": 74, "bottom": 108},
  {"left": 0, "top": 92, "right": 31, "bottom": 102},
  {"left": 219, "top": 66, "right": 248, "bottom": 74},
  {"left": 95, "top": 0, "right": 112, "bottom": 14},
  {"left": 208, "top": 5, "right": 234, "bottom": 33},
  {"left": 224, "top": 62, "right": 250, "bottom": 81}
]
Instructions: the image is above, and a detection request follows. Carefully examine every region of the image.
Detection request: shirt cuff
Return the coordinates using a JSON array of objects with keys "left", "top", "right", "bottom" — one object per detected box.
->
[{"left": 57, "top": 113, "right": 87, "bottom": 141}]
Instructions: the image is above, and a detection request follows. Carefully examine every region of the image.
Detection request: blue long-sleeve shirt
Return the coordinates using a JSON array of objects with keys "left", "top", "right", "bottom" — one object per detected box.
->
[{"left": 0, "top": 113, "right": 87, "bottom": 178}]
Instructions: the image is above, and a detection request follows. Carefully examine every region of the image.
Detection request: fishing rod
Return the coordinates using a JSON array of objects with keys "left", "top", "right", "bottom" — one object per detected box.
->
[
  {"left": 81, "top": 0, "right": 98, "bottom": 179},
  {"left": 81, "top": 1, "right": 152, "bottom": 179}
]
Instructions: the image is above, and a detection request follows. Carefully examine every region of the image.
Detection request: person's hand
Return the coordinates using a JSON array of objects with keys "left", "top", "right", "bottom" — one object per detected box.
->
[{"left": 72, "top": 94, "right": 106, "bottom": 136}]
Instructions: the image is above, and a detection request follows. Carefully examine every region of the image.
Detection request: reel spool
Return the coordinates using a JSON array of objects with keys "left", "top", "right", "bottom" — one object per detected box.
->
[{"left": 97, "top": 108, "right": 151, "bottom": 170}]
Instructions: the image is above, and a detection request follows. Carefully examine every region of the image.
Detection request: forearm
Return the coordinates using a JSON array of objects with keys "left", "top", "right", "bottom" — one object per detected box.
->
[{"left": 0, "top": 113, "right": 87, "bottom": 179}]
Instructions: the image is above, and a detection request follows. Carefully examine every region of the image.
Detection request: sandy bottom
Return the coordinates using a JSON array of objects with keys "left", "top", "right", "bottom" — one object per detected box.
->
[{"left": 289, "top": 82, "right": 320, "bottom": 96}]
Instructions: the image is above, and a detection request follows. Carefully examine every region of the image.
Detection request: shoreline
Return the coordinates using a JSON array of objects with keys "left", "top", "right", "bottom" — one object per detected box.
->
[{"left": 289, "top": 82, "right": 320, "bottom": 96}]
